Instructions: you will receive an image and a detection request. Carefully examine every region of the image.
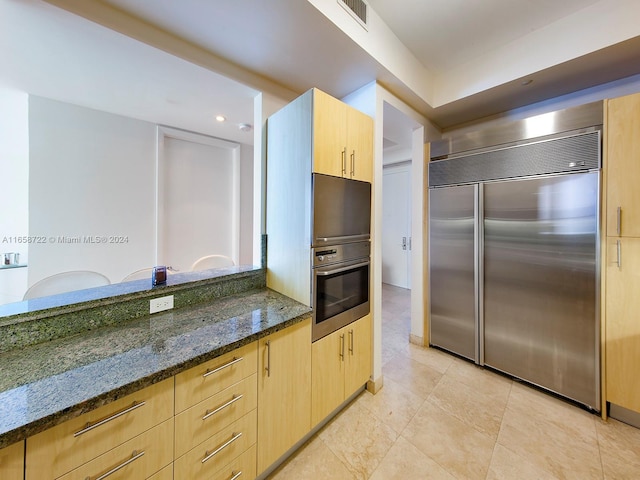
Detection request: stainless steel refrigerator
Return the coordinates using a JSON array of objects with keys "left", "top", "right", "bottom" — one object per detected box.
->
[{"left": 428, "top": 126, "right": 601, "bottom": 411}]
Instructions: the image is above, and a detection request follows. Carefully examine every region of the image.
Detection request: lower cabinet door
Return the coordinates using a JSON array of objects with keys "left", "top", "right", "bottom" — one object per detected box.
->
[
  {"left": 174, "top": 410, "right": 256, "bottom": 480},
  {"left": 345, "top": 314, "right": 372, "bottom": 396},
  {"left": 311, "top": 327, "right": 345, "bottom": 427},
  {"left": 257, "top": 319, "right": 312, "bottom": 474},
  {"left": 57, "top": 419, "right": 174, "bottom": 480},
  {"left": 0, "top": 441, "right": 24, "bottom": 480}
]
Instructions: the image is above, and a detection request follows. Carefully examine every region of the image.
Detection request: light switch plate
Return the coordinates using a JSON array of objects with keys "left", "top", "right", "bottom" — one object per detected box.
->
[{"left": 150, "top": 295, "right": 174, "bottom": 314}]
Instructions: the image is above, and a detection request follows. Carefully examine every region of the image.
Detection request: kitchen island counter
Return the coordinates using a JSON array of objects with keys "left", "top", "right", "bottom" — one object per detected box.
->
[{"left": 0, "top": 287, "right": 311, "bottom": 448}]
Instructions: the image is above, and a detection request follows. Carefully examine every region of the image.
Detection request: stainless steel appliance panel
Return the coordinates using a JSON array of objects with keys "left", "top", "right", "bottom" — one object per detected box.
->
[
  {"left": 483, "top": 172, "right": 599, "bottom": 409},
  {"left": 429, "top": 184, "right": 478, "bottom": 362},
  {"left": 312, "top": 173, "right": 371, "bottom": 246}
]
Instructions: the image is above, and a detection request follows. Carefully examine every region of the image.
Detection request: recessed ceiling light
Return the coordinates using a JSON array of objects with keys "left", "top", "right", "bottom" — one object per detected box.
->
[
  {"left": 521, "top": 79, "right": 534, "bottom": 86},
  {"left": 215, "top": 115, "right": 226, "bottom": 122},
  {"left": 238, "top": 123, "right": 252, "bottom": 132}
]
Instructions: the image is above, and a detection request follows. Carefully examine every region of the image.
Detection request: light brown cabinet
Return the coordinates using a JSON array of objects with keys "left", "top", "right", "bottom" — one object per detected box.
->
[
  {"left": 604, "top": 92, "right": 640, "bottom": 417},
  {"left": 605, "top": 92, "right": 640, "bottom": 237},
  {"left": 311, "top": 314, "right": 371, "bottom": 427},
  {"left": 312, "top": 89, "right": 373, "bottom": 182},
  {"left": 257, "top": 318, "right": 312, "bottom": 474},
  {"left": 26, "top": 378, "right": 174, "bottom": 480},
  {"left": 0, "top": 441, "right": 24, "bottom": 480},
  {"left": 605, "top": 237, "right": 640, "bottom": 413},
  {"left": 174, "top": 341, "right": 258, "bottom": 480}
]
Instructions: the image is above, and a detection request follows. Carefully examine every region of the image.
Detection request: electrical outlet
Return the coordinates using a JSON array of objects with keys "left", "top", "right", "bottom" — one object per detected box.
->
[{"left": 150, "top": 295, "right": 174, "bottom": 314}]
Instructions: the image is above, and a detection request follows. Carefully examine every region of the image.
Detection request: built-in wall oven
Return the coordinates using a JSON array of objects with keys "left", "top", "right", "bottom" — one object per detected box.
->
[{"left": 311, "top": 173, "right": 371, "bottom": 342}]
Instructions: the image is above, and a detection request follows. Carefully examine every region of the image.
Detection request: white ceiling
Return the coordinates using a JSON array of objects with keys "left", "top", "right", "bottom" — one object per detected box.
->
[{"left": 15, "top": 0, "right": 640, "bottom": 136}]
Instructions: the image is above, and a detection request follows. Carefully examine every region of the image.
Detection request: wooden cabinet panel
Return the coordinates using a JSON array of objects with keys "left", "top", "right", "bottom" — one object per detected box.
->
[
  {"left": 313, "top": 89, "right": 347, "bottom": 177},
  {"left": 311, "top": 327, "right": 345, "bottom": 427},
  {"left": 0, "top": 441, "right": 24, "bottom": 480},
  {"left": 347, "top": 108, "right": 374, "bottom": 182},
  {"left": 257, "top": 319, "right": 312, "bottom": 474},
  {"left": 606, "top": 93, "right": 640, "bottom": 237},
  {"left": 26, "top": 378, "right": 174, "bottom": 480},
  {"left": 56, "top": 419, "right": 173, "bottom": 480},
  {"left": 208, "top": 444, "right": 256, "bottom": 480},
  {"left": 311, "top": 315, "right": 372, "bottom": 428},
  {"left": 147, "top": 464, "right": 173, "bottom": 480},
  {"left": 345, "top": 314, "right": 372, "bottom": 395},
  {"left": 175, "top": 342, "right": 257, "bottom": 413},
  {"left": 174, "top": 410, "right": 256, "bottom": 480},
  {"left": 174, "top": 374, "right": 257, "bottom": 458},
  {"left": 606, "top": 237, "right": 640, "bottom": 412}
]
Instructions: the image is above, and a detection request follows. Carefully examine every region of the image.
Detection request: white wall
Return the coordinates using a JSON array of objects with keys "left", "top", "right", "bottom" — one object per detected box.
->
[
  {"left": 26, "top": 96, "right": 256, "bottom": 293},
  {"left": 28, "top": 96, "right": 157, "bottom": 286},
  {"left": 0, "top": 89, "right": 29, "bottom": 303}
]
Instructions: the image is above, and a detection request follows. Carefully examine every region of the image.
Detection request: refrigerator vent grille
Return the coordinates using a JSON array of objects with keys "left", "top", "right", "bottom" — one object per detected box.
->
[{"left": 429, "top": 131, "right": 600, "bottom": 187}]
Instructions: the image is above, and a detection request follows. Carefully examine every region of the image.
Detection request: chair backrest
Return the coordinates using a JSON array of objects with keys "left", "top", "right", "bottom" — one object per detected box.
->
[
  {"left": 191, "top": 255, "right": 234, "bottom": 271},
  {"left": 23, "top": 270, "right": 111, "bottom": 300},
  {"left": 121, "top": 268, "right": 155, "bottom": 283}
]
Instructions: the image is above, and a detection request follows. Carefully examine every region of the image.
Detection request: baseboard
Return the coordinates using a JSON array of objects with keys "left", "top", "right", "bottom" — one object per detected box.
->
[
  {"left": 609, "top": 402, "right": 640, "bottom": 429},
  {"left": 366, "top": 375, "right": 384, "bottom": 394},
  {"left": 409, "top": 334, "right": 424, "bottom": 346}
]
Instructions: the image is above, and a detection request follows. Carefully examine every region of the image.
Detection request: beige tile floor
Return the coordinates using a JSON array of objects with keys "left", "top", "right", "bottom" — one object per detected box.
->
[{"left": 268, "top": 284, "right": 640, "bottom": 480}]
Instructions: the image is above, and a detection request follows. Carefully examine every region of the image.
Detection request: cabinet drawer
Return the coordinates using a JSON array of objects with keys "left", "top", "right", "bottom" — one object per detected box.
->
[
  {"left": 147, "top": 464, "right": 173, "bottom": 480},
  {"left": 209, "top": 444, "right": 256, "bottom": 480},
  {"left": 175, "top": 374, "right": 257, "bottom": 458},
  {"left": 26, "top": 378, "right": 174, "bottom": 480},
  {"left": 0, "top": 441, "right": 24, "bottom": 480},
  {"left": 56, "top": 418, "right": 173, "bottom": 480},
  {"left": 174, "top": 410, "right": 256, "bottom": 480},
  {"left": 176, "top": 342, "right": 257, "bottom": 413}
]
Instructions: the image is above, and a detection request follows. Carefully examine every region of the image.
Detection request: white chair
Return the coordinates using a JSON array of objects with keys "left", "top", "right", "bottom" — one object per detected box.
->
[
  {"left": 191, "top": 255, "right": 234, "bottom": 271},
  {"left": 121, "top": 268, "right": 156, "bottom": 283},
  {"left": 23, "top": 270, "right": 111, "bottom": 300}
]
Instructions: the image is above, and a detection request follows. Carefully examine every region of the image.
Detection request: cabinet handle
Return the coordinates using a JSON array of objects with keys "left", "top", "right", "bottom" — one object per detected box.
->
[
  {"left": 203, "top": 356, "right": 243, "bottom": 378},
  {"left": 341, "top": 148, "right": 347, "bottom": 176},
  {"left": 617, "top": 239, "right": 622, "bottom": 268},
  {"left": 203, "top": 394, "right": 244, "bottom": 421},
  {"left": 265, "top": 340, "right": 271, "bottom": 377},
  {"left": 230, "top": 471, "right": 243, "bottom": 480},
  {"left": 202, "top": 432, "right": 243, "bottom": 463},
  {"left": 617, "top": 206, "right": 622, "bottom": 236},
  {"left": 74, "top": 401, "right": 146, "bottom": 437},
  {"left": 340, "top": 334, "right": 345, "bottom": 361},
  {"left": 350, "top": 150, "right": 355, "bottom": 177},
  {"left": 349, "top": 329, "right": 354, "bottom": 355},
  {"left": 86, "top": 450, "right": 145, "bottom": 480}
]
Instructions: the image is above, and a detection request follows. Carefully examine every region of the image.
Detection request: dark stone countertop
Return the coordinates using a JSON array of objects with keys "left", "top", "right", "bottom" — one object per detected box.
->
[{"left": 0, "top": 288, "right": 312, "bottom": 449}]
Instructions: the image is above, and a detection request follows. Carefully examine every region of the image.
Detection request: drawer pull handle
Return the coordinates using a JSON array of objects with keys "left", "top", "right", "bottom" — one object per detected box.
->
[
  {"left": 203, "top": 357, "right": 243, "bottom": 378},
  {"left": 86, "top": 449, "right": 145, "bottom": 480},
  {"left": 230, "top": 471, "right": 243, "bottom": 480},
  {"left": 74, "top": 401, "right": 146, "bottom": 437},
  {"left": 203, "top": 394, "right": 244, "bottom": 421},
  {"left": 202, "top": 432, "right": 243, "bottom": 463}
]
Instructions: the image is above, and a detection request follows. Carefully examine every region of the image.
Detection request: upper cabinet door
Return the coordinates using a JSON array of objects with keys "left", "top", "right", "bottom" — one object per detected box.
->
[
  {"left": 607, "top": 92, "right": 640, "bottom": 237},
  {"left": 313, "top": 89, "right": 348, "bottom": 177},
  {"left": 347, "top": 107, "right": 374, "bottom": 182}
]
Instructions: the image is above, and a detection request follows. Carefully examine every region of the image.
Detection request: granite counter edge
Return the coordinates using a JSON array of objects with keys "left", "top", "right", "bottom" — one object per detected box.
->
[{"left": 0, "top": 309, "right": 311, "bottom": 449}]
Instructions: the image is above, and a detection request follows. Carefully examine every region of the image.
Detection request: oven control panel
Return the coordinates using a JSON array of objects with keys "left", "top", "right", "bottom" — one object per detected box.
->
[{"left": 312, "top": 241, "right": 370, "bottom": 267}]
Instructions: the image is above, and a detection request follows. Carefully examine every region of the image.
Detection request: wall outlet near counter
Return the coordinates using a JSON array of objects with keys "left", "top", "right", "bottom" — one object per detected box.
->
[{"left": 150, "top": 295, "right": 174, "bottom": 314}]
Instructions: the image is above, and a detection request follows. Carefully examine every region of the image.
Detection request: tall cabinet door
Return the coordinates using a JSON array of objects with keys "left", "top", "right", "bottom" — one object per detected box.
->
[
  {"left": 429, "top": 184, "right": 478, "bottom": 362},
  {"left": 606, "top": 237, "right": 640, "bottom": 413},
  {"left": 313, "top": 89, "right": 347, "bottom": 177},
  {"left": 347, "top": 107, "right": 373, "bottom": 182},
  {"left": 606, "top": 92, "right": 640, "bottom": 237}
]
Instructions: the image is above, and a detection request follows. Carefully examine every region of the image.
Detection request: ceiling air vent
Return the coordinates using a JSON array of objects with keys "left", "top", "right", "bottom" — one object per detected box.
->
[{"left": 338, "top": 0, "right": 368, "bottom": 30}]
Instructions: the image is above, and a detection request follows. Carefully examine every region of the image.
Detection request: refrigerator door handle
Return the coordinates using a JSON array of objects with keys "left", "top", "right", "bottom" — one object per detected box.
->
[{"left": 476, "top": 183, "right": 485, "bottom": 366}]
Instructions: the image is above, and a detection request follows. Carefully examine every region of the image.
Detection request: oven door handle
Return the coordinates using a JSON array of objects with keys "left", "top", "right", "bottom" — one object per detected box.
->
[{"left": 315, "top": 260, "right": 370, "bottom": 276}]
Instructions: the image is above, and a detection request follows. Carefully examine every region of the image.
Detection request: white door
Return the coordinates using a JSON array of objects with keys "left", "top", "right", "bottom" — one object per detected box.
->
[
  {"left": 157, "top": 128, "right": 240, "bottom": 273},
  {"left": 382, "top": 165, "right": 411, "bottom": 288}
]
